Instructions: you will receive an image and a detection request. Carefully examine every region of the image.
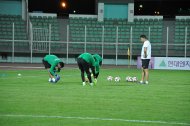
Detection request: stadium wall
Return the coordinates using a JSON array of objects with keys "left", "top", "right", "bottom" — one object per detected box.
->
[{"left": 0, "top": 56, "right": 136, "bottom": 65}]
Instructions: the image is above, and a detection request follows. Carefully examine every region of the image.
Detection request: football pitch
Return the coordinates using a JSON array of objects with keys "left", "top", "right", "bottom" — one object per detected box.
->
[{"left": 0, "top": 67, "right": 190, "bottom": 126}]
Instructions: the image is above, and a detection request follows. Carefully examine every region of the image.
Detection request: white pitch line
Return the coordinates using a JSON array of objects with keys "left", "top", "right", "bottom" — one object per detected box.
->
[{"left": 0, "top": 114, "right": 190, "bottom": 125}]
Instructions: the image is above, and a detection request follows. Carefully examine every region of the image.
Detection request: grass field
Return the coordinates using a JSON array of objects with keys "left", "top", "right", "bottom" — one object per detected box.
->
[{"left": 0, "top": 67, "right": 190, "bottom": 126}]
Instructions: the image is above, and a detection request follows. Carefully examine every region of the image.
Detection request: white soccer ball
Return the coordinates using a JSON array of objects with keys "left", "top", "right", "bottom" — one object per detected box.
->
[
  {"left": 107, "top": 76, "right": 113, "bottom": 81},
  {"left": 126, "top": 76, "right": 130, "bottom": 81},
  {"left": 126, "top": 76, "right": 132, "bottom": 82},
  {"left": 129, "top": 77, "right": 133, "bottom": 82},
  {"left": 114, "top": 76, "right": 121, "bottom": 82},
  {"left": 126, "top": 76, "right": 137, "bottom": 82},
  {"left": 17, "top": 73, "right": 22, "bottom": 78},
  {"left": 49, "top": 78, "right": 56, "bottom": 83},
  {"left": 132, "top": 77, "right": 137, "bottom": 82}
]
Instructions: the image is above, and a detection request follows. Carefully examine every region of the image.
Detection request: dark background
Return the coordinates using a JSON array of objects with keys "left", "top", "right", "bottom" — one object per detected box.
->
[{"left": 28, "top": 0, "right": 190, "bottom": 16}]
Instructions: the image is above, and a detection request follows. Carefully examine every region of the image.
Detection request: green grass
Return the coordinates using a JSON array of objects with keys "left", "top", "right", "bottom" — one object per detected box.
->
[{"left": 0, "top": 68, "right": 190, "bottom": 126}]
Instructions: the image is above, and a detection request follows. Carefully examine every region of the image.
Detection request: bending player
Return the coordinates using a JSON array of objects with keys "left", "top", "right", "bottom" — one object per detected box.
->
[
  {"left": 84, "top": 54, "right": 102, "bottom": 83},
  {"left": 77, "top": 53, "right": 102, "bottom": 86},
  {"left": 92, "top": 54, "right": 102, "bottom": 81},
  {"left": 42, "top": 55, "right": 64, "bottom": 83}
]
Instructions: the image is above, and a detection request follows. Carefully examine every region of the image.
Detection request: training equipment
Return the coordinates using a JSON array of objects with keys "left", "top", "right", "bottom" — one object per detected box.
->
[
  {"left": 114, "top": 76, "right": 121, "bottom": 82},
  {"left": 126, "top": 76, "right": 137, "bottom": 82},
  {"left": 128, "top": 77, "right": 132, "bottom": 82},
  {"left": 49, "top": 76, "right": 60, "bottom": 83},
  {"left": 51, "top": 78, "right": 56, "bottom": 83},
  {"left": 107, "top": 76, "right": 113, "bottom": 81},
  {"left": 55, "top": 75, "right": 60, "bottom": 82},
  {"left": 126, "top": 76, "right": 130, "bottom": 81},
  {"left": 17, "top": 73, "right": 22, "bottom": 78},
  {"left": 132, "top": 77, "right": 137, "bottom": 82},
  {"left": 126, "top": 76, "right": 132, "bottom": 82}
]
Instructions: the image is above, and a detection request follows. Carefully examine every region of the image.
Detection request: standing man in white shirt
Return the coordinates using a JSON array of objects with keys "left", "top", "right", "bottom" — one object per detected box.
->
[{"left": 139, "top": 35, "right": 151, "bottom": 84}]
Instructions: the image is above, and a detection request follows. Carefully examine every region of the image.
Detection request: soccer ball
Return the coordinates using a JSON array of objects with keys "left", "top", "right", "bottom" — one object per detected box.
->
[
  {"left": 17, "top": 73, "right": 22, "bottom": 78},
  {"left": 49, "top": 78, "right": 56, "bottom": 83},
  {"left": 114, "top": 76, "right": 121, "bottom": 82},
  {"left": 126, "top": 76, "right": 137, "bottom": 82},
  {"left": 132, "top": 77, "right": 137, "bottom": 82},
  {"left": 126, "top": 76, "right": 132, "bottom": 82},
  {"left": 107, "top": 76, "right": 113, "bottom": 81},
  {"left": 126, "top": 76, "right": 130, "bottom": 81}
]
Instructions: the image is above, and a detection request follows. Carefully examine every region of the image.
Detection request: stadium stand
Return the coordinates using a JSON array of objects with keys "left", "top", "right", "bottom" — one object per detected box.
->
[
  {"left": 69, "top": 17, "right": 163, "bottom": 55},
  {"left": 0, "top": 14, "right": 189, "bottom": 61},
  {"left": 0, "top": 14, "right": 27, "bottom": 40},
  {"left": 173, "top": 18, "right": 190, "bottom": 56},
  {"left": 174, "top": 19, "right": 190, "bottom": 44},
  {"left": 0, "top": 14, "right": 29, "bottom": 53},
  {"left": 30, "top": 16, "right": 61, "bottom": 41}
]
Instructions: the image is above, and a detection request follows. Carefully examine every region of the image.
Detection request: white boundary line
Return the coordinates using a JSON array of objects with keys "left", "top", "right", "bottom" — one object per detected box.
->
[{"left": 0, "top": 114, "right": 190, "bottom": 125}]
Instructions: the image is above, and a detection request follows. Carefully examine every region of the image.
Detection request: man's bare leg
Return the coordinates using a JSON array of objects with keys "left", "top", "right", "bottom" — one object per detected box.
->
[
  {"left": 144, "top": 69, "right": 149, "bottom": 84},
  {"left": 140, "top": 68, "right": 145, "bottom": 83}
]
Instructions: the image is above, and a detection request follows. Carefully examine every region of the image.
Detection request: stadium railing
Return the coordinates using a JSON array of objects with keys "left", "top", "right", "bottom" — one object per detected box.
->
[{"left": 0, "top": 18, "right": 190, "bottom": 65}]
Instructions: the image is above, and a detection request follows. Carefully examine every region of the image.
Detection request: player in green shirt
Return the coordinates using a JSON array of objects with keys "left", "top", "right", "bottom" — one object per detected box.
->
[
  {"left": 92, "top": 54, "right": 102, "bottom": 79},
  {"left": 42, "top": 55, "right": 64, "bottom": 83},
  {"left": 77, "top": 53, "right": 102, "bottom": 86}
]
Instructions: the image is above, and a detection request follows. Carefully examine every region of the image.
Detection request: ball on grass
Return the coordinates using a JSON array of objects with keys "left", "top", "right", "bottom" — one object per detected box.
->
[
  {"left": 126, "top": 76, "right": 138, "bottom": 82},
  {"left": 17, "top": 73, "right": 22, "bottom": 79},
  {"left": 114, "top": 76, "right": 121, "bottom": 82},
  {"left": 132, "top": 77, "right": 137, "bottom": 82},
  {"left": 107, "top": 76, "right": 113, "bottom": 81}
]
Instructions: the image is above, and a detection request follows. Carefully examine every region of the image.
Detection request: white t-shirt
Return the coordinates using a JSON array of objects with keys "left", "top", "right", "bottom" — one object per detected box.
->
[{"left": 141, "top": 40, "right": 151, "bottom": 59}]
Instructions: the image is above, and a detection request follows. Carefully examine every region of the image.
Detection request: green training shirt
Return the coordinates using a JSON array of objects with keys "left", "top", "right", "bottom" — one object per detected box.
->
[
  {"left": 94, "top": 62, "right": 100, "bottom": 74},
  {"left": 93, "top": 54, "right": 102, "bottom": 74},
  {"left": 78, "top": 53, "right": 95, "bottom": 67},
  {"left": 93, "top": 54, "right": 102, "bottom": 63},
  {"left": 44, "top": 55, "right": 62, "bottom": 76}
]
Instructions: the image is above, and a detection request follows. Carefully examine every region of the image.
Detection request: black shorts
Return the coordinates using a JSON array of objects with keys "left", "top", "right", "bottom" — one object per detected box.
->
[
  {"left": 142, "top": 59, "right": 150, "bottom": 69},
  {"left": 42, "top": 59, "right": 51, "bottom": 69},
  {"left": 77, "top": 58, "right": 90, "bottom": 72}
]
